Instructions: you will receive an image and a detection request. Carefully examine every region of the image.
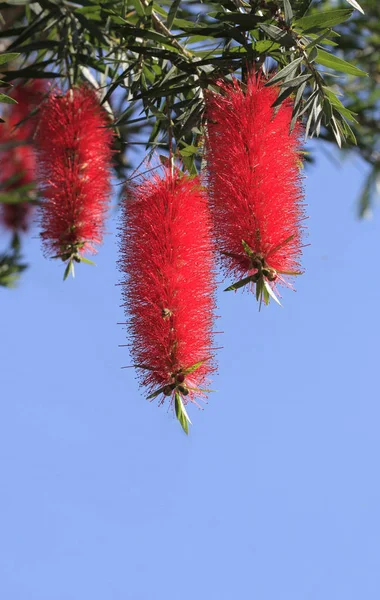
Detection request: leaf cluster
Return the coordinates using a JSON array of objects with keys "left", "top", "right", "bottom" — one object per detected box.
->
[{"left": 0, "top": 0, "right": 377, "bottom": 209}]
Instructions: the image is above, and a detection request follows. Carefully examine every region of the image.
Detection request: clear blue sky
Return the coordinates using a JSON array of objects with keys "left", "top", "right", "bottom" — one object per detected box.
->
[{"left": 1, "top": 144, "right": 379, "bottom": 600}]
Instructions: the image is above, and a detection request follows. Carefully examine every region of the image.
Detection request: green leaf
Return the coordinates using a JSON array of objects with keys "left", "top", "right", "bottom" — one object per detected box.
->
[
  {"left": 259, "top": 23, "right": 294, "bottom": 46},
  {"left": 0, "top": 252, "right": 27, "bottom": 289},
  {"left": 330, "top": 115, "right": 342, "bottom": 147},
  {"left": 254, "top": 40, "right": 281, "bottom": 53},
  {"left": 0, "top": 93, "right": 17, "bottom": 104},
  {"left": 323, "top": 87, "right": 357, "bottom": 122},
  {"left": 179, "top": 144, "right": 198, "bottom": 157},
  {"left": 130, "top": 0, "right": 145, "bottom": 15},
  {"left": 63, "top": 260, "right": 75, "bottom": 281},
  {"left": 182, "top": 360, "right": 208, "bottom": 376},
  {"left": 10, "top": 40, "right": 59, "bottom": 53},
  {"left": 278, "top": 73, "right": 312, "bottom": 89},
  {"left": 0, "top": 52, "right": 19, "bottom": 66},
  {"left": 241, "top": 239, "right": 253, "bottom": 257},
  {"left": 79, "top": 256, "right": 96, "bottom": 266},
  {"left": 224, "top": 275, "right": 253, "bottom": 292},
  {"left": 294, "top": 9, "right": 353, "bottom": 33},
  {"left": 147, "top": 385, "right": 169, "bottom": 400},
  {"left": 272, "top": 85, "right": 297, "bottom": 108},
  {"left": 265, "top": 57, "right": 303, "bottom": 86},
  {"left": 256, "top": 278, "right": 263, "bottom": 303},
  {"left": 358, "top": 170, "right": 376, "bottom": 218},
  {"left": 345, "top": 0, "right": 364, "bottom": 14},
  {"left": 263, "top": 280, "right": 282, "bottom": 307},
  {"left": 167, "top": 0, "right": 181, "bottom": 29},
  {"left": 316, "top": 49, "right": 367, "bottom": 77},
  {"left": 263, "top": 283, "right": 270, "bottom": 306},
  {"left": 212, "top": 12, "right": 261, "bottom": 27},
  {"left": 175, "top": 392, "right": 190, "bottom": 435},
  {"left": 283, "top": 0, "right": 293, "bottom": 25}
]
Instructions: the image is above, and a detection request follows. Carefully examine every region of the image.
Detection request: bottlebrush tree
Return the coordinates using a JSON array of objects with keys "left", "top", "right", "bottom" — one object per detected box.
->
[{"left": 0, "top": 0, "right": 376, "bottom": 429}]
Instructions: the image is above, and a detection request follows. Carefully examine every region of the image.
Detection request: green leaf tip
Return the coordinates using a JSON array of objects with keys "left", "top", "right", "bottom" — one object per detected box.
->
[{"left": 175, "top": 392, "right": 191, "bottom": 435}]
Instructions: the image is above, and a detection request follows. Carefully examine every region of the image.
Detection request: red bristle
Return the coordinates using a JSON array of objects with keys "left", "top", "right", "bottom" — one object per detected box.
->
[
  {"left": 205, "top": 73, "right": 305, "bottom": 302},
  {"left": 36, "top": 86, "right": 113, "bottom": 260},
  {"left": 120, "top": 167, "right": 216, "bottom": 417}
]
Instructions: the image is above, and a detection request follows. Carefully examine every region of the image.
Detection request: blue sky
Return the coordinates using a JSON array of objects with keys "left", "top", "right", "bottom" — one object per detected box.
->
[{"left": 1, "top": 144, "right": 380, "bottom": 600}]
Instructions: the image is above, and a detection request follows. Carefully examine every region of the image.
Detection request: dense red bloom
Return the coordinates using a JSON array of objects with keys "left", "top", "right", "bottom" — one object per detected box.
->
[
  {"left": 120, "top": 168, "right": 216, "bottom": 431},
  {"left": 36, "top": 85, "right": 113, "bottom": 264},
  {"left": 0, "top": 142, "right": 36, "bottom": 231},
  {"left": 0, "top": 80, "right": 45, "bottom": 233},
  {"left": 8, "top": 79, "right": 47, "bottom": 136},
  {"left": 205, "top": 74, "right": 305, "bottom": 305}
]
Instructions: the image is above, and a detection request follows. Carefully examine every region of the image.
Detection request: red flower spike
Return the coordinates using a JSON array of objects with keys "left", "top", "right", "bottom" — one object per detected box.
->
[
  {"left": 36, "top": 86, "right": 113, "bottom": 277},
  {"left": 0, "top": 80, "right": 46, "bottom": 235},
  {"left": 205, "top": 73, "right": 306, "bottom": 306},
  {"left": 120, "top": 168, "right": 217, "bottom": 434}
]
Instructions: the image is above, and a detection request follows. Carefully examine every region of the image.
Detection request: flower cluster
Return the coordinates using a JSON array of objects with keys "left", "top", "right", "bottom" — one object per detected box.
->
[
  {"left": 4, "top": 71, "right": 307, "bottom": 431},
  {"left": 205, "top": 74, "right": 305, "bottom": 305},
  {"left": 36, "top": 85, "right": 113, "bottom": 276},
  {"left": 120, "top": 168, "right": 216, "bottom": 432}
]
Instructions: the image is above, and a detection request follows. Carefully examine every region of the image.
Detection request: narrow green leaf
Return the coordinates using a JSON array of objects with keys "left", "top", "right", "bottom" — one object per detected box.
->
[
  {"left": 63, "top": 260, "right": 75, "bottom": 281},
  {"left": 175, "top": 392, "right": 189, "bottom": 435},
  {"left": 259, "top": 23, "right": 294, "bottom": 46},
  {"left": 213, "top": 12, "right": 261, "bottom": 27},
  {"left": 79, "top": 256, "right": 96, "bottom": 266},
  {"left": 256, "top": 278, "right": 263, "bottom": 303},
  {"left": 278, "top": 270, "right": 302, "bottom": 276},
  {"left": 283, "top": 0, "right": 293, "bottom": 25},
  {"left": 316, "top": 49, "right": 367, "bottom": 76},
  {"left": 167, "top": 0, "right": 181, "bottom": 29},
  {"left": 147, "top": 385, "right": 168, "bottom": 400},
  {"left": 224, "top": 275, "right": 253, "bottom": 292},
  {"left": 241, "top": 240, "right": 253, "bottom": 257},
  {"left": 272, "top": 85, "right": 296, "bottom": 108},
  {"left": 305, "top": 29, "right": 333, "bottom": 50},
  {"left": 263, "top": 280, "right": 282, "bottom": 307},
  {"left": 323, "top": 87, "right": 357, "bottom": 122},
  {"left": 10, "top": 41, "right": 59, "bottom": 53},
  {"left": 130, "top": 0, "right": 145, "bottom": 16},
  {"left": 263, "top": 284, "right": 270, "bottom": 306},
  {"left": 345, "top": 0, "right": 364, "bottom": 14},
  {"left": 0, "top": 93, "right": 17, "bottom": 104},
  {"left": 358, "top": 170, "right": 375, "bottom": 218},
  {"left": 179, "top": 144, "right": 198, "bottom": 158},
  {"left": 265, "top": 58, "right": 303, "bottom": 86},
  {"left": 279, "top": 73, "right": 312, "bottom": 89},
  {"left": 182, "top": 359, "right": 208, "bottom": 376},
  {"left": 295, "top": 9, "right": 353, "bottom": 33},
  {"left": 254, "top": 40, "right": 281, "bottom": 53},
  {"left": 267, "top": 235, "right": 295, "bottom": 258},
  {"left": 0, "top": 52, "right": 19, "bottom": 66},
  {"left": 331, "top": 115, "right": 342, "bottom": 147}
]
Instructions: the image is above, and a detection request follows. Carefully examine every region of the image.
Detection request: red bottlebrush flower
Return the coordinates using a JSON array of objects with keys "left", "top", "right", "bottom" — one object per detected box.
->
[
  {"left": 0, "top": 80, "right": 45, "bottom": 234},
  {"left": 36, "top": 86, "right": 113, "bottom": 276},
  {"left": 205, "top": 73, "right": 305, "bottom": 306},
  {"left": 120, "top": 167, "right": 216, "bottom": 433},
  {"left": 0, "top": 143, "right": 36, "bottom": 232},
  {"left": 8, "top": 79, "right": 47, "bottom": 137}
]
